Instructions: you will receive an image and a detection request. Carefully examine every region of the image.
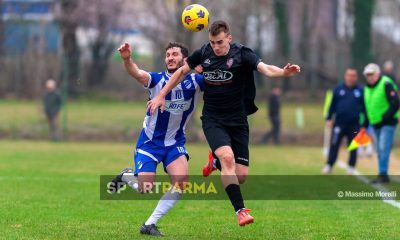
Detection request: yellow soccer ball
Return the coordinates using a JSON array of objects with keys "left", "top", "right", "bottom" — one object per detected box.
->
[{"left": 181, "top": 4, "right": 209, "bottom": 32}]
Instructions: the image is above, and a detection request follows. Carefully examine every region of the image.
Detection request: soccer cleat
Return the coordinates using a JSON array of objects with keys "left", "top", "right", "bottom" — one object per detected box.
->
[
  {"left": 202, "top": 151, "right": 217, "bottom": 177},
  {"left": 321, "top": 164, "right": 332, "bottom": 175},
  {"left": 347, "top": 166, "right": 355, "bottom": 176},
  {"left": 237, "top": 208, "right": 254, "bottom": 226},
  {"left": 140, "top": 224, "right": 164, "bottom": 237},
  {"left": 108, "top": 167, "right": 133, "bottom": 193},
  {"left": 371, "top": 174, "right": 390, "bottom": 184}
]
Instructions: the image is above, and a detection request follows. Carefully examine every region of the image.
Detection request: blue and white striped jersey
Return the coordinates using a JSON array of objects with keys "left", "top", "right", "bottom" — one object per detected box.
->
[{"left": 136, "top": 71, "right": 204, "bottom": 147}]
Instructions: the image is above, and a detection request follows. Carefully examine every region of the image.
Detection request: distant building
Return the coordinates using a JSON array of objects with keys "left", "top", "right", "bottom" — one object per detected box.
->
[
  {"left": 2, "top": 0, "right": 153, "bottom": 57},
  {"left": 2, "top": 0, "right": 60, "bottom": 55}
]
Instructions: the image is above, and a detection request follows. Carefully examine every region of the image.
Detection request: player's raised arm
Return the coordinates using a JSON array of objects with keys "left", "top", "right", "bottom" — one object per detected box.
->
[
  {"left": 118, "top": 43, "right": 150, "bottom": 86},
  {"left": 147, "top": 62, "right": 191, "bottom": 115},
  {"left": 257, "top": 62, "right": 301, "bottom": 78}
]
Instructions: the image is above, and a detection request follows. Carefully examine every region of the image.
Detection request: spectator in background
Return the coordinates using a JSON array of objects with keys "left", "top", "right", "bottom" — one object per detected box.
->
[
  {"left": 382, "top": 60, "right": 397, "bottom": 86},
  {"left": 322, "top": 67, "right": 364, "bottom": 175},
  {"left": 363, "top": 63, "right": 399, "bottom": 183},
  {"left": 43, "top": 79, "right": 62, "bottom": 141},
  {"left": 261, "top": 87, "right": 281, "bottom": 145}
]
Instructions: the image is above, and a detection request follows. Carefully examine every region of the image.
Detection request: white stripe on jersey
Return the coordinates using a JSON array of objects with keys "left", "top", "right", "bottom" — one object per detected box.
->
[
  {"left": 140, "top": 71, "right": 203, "bottom": 147},
  {"left": 180, "top": 74, "right": 201, "bottom": 136},
  {"left": 164, "top": 88, "right": 183, "bottom": 146},
  {"left": 143, "top": 110, "right": 158, "bottom": 140},
  {"left": 143, "top": 73, "right": 165, "bottom": 141}
]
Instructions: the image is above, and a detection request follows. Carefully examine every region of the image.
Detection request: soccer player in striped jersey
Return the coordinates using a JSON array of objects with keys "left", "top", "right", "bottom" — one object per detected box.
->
[{"left": 109, "top": 42, "right": 204, "bottom": 236}]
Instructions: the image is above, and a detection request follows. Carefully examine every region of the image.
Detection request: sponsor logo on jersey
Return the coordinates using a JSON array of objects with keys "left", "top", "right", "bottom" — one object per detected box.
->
[
  {"left": 183, "top": 80, "right": 193, "bottom": 89},
  {"left": 354, "top": 89, "right": 361, "bottom": 98},
  {"left": 204, "top": 59, "right": 211, "bottom": 65},
  {"left": 203, "top": 69, "right": 233, "bottom": 83},
  {"left": 165, "top": 99, "right": 192, "bottom": 114},
  {"left": 226, "top": 58, "right": 234, "bottom": 68}
]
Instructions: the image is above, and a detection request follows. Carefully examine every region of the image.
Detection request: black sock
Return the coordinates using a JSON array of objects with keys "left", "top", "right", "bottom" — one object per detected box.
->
[
  {"left": 215, "top": 158, "right": 222, "bottom": 171},
  {"left": 225, "top": 184, "right": 245, "bottom": 212},
  {"left": 212, "top": 152, "right": 222, "bottom": 171}
]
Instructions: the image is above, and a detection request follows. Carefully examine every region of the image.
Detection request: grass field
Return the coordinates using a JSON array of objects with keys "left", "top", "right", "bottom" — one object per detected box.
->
[
  {"left": 1, "top": 141, "right": 400, "bottom": 239},
  {"left": 0, "top": 100, "right": 325, "bottom": 138}
]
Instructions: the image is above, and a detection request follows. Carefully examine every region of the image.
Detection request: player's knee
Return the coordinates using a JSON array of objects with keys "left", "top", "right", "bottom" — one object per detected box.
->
[
  {"left": 171, "top": 175, "right": 188, "bottom": 190},
  {"left": 171, "top": 174, "right": 188, "bottom": 182},
  {"left": 219, "top": 153, "right": 235, "bottom": 165}
]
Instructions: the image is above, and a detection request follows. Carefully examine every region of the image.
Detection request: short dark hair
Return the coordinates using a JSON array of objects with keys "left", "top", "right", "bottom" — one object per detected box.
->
[
  {"left": 346, "top": 66, "right": 357, "bottom": 71},
  {"left": 209, "top": 20, "right": 230, "bottom": 36},
  {"left": 346, "top": 67, "right": 358, "bottom": 73},
  {"left": 165, "top": 42, "right": 189, "bottom": 58}
]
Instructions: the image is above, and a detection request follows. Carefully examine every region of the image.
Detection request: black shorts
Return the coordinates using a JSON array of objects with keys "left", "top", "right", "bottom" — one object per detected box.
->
[{"left": 201, "top": 116, "right": 249, "bottom": 166}]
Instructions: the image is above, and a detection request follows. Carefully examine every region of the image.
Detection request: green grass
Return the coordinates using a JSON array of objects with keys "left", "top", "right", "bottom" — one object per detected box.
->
[
  {"left": 0, "top": 100, "right": 145, "bottom": 136},
  {"left": 3, "top": 99, "right": 400, "bottom": 141},
  {"left": 1, "top": 141, "right": 400, "bottom": 239},
  {"left": 0, "top": 100, "right": 325, "bottom": 139}
]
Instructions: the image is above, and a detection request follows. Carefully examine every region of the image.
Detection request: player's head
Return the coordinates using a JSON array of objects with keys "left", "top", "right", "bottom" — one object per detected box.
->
[
  {"left": 208, "top": 20, "right": 232, "bottom": 56},
  {"left": 344, "top": 67, "right": 358, "bottom": 87},
  {"left": 46, "top": 79, "right": 56, "bottom": 91},
  {"left": 363, "top": 63, "right": 381, "bottom": 85},
  {"left": 383, "top": 60, "right": 394, "bottom": 73},
  {"left": 271, "top": 87, "right": 281, "bottom": 96},
  {"left": 165, "top": 42, "right": 188, "bottom": 73}
]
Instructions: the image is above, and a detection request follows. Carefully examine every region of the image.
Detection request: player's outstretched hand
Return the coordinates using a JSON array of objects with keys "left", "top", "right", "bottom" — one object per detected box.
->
[
  {"left": 195, "top": 65, "right": 203, "bottom": 74},
  {"left": 283, "top": 63, "right": 301, "bottom": 77},
  {"left": 147, "top": 95, "right": 166, "bottom": 116},
  {"left": 118, "top": 42, "right": 131, "bottom": 61}
]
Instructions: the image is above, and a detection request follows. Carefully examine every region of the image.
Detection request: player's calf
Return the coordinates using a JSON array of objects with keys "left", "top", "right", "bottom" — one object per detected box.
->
[{"left": 236, "top": 175, "right": 247, "bottom": 184}]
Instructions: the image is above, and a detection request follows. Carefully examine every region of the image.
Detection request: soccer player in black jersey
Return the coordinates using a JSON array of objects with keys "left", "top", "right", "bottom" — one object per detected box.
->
[{"left": 148, "top": 20, "right": 300, "bottom": 226}]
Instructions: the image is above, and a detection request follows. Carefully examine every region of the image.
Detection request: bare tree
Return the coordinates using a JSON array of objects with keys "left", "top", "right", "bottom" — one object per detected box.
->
[
  {"left": 127, "top": 0, "right": 176, "bottom": 69},
  {"left": 287, "top": 0, "right": 306, "bottom": 61},
  {"left": 273, "top": 0, "right": 291, "bottom": 91},
  {"left": 82, "top": 0, "right": 125, "bottom": 87},
  {"left": 56, "top": 0, "right": 81, "bottom": 97},
  {"left": 352, "top": 0, "right": 375, "bottom": 72},
  {"left": 306, "top": 0, "right": 337, "bottom": 98},
  {"left": 372, "top": 0, "right": 400, "bottom": 68},
  {"left": 126, "top": 0, "right": 216, "bottom": 69},
  {"left": 284, "top": 0, "right": 338, "bottom": 96},
  {"left": 0, "top": 0, "right": 4, "bottom": 56}
]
